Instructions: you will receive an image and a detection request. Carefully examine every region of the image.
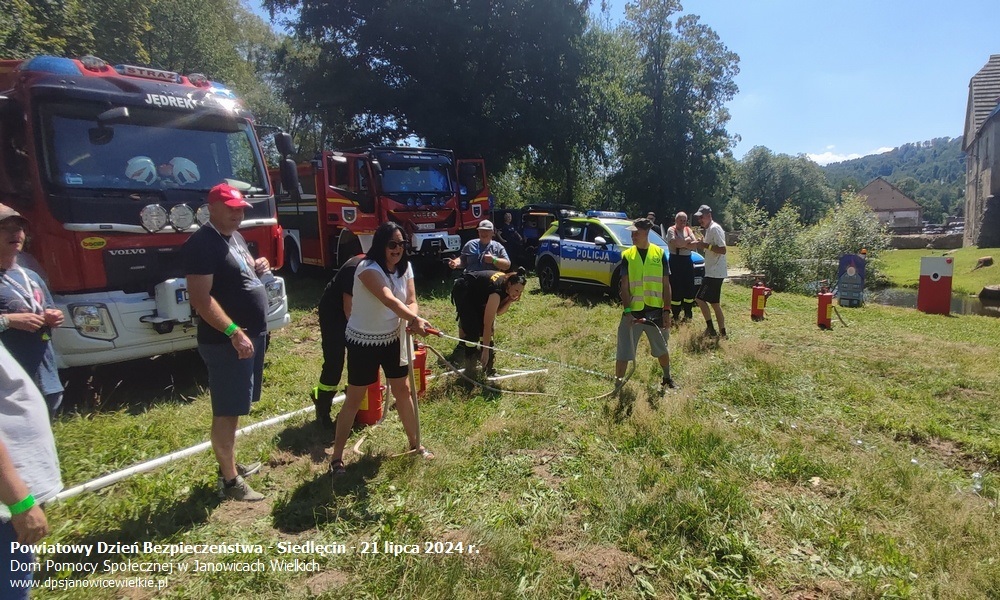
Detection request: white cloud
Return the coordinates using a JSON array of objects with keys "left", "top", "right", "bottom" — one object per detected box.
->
[{"left": 807, "top": 146, "right": 893, "bottom": 166}]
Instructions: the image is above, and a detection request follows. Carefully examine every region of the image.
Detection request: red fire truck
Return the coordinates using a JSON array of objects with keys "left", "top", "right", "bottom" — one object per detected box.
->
[
  {"left": 274, "top": 147, "right": 490, "bottom": 270},
  {"left": 0, "top": 55, "right": 290, "bottom": 368}
]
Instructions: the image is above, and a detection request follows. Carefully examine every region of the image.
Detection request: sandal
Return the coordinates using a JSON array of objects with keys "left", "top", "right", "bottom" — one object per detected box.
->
[
  {"left": 329, "top": 458, "right": 347, "bottom": 475},
  {"left": 411, "top": 446, "right": 435, "bottom": 460}
]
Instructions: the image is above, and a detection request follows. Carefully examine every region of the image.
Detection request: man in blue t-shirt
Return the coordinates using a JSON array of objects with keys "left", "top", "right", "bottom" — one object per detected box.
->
[{"left": 447, "top": 220, "right": 510, "bottom": 273}]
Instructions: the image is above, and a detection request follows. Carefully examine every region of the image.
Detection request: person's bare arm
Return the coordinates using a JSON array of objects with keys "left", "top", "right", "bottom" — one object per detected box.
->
[
  {"left": 0, "top": 438, "right": 48, "bottom": 544},
  {"left": 187, "top": 274, "right": 255, "bottom": 359}
]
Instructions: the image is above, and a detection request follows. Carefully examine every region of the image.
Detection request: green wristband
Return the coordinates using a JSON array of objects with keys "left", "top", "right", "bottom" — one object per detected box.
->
[
  {"left": 8, "top": 494, "right": 35, "bottom": 516},
  {"left": 623, "top": 308, "right": 632, "bottom": 314},
  {"left": 224, "top": 323, "right": 239, "bottom": 337}
]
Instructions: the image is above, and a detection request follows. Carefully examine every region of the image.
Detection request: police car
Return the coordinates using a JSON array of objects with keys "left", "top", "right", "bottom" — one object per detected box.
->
[{"left": 535, "top": 211, "right": 705, "bottom": 295}]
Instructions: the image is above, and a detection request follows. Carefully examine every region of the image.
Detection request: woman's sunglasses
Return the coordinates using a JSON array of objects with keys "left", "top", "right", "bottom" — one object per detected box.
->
[{"left": 386, "top": 240, "right": 406, "bottom": 250}]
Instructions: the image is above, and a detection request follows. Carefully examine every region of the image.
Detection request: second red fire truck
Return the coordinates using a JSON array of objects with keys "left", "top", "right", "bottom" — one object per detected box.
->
[{"left": 275, "top": 147, "right": 491, "bottom": 270}]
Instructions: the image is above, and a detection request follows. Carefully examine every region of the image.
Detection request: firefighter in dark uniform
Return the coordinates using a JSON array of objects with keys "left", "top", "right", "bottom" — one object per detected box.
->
[
  {"left": 665, "top": 211, "right": 697, "bottom": 321},
  {"left": 311, "top": 255, "right": 363, "bottom": 429}
]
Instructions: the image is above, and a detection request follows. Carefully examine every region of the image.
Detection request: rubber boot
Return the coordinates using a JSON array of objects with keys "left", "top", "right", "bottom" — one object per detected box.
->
[
  {"left": 485, "top": 349, "right": 497, "bottom": 377},
  {"left": 464, "top": 345, "right": 479, "bottom": 374},
  {"left": 312, "top": 390, "right": 334, "bottom": 430}
]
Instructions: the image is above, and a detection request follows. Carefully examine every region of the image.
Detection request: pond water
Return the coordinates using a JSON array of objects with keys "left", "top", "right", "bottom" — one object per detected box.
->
[{"left": 866, "top": 288, "right": 1000, "bottom": 318}]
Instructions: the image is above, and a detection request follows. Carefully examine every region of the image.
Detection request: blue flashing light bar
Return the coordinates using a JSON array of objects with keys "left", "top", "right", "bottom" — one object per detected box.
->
[
  {"left": 587, "top": 210, "right": 628, "bottom": 219},
  {"left": 21, "top": 56, "right": 82, "bottom": 76}
]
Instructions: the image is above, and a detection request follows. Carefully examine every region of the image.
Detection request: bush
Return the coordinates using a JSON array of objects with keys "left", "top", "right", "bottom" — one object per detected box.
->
[
  {"left": 736, "top": 203, "right": 805, "bottom": 292},
  {"left": 798, "top": 193, "right": 890, "bottom": 287}
]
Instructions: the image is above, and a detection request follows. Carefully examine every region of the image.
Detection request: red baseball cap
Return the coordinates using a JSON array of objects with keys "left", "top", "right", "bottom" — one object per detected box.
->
[{"left": 207, "top": 183, "right": 251, "bottom": 208}]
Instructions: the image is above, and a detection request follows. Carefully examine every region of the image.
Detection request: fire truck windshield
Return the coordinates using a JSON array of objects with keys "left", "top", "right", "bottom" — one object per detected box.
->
[
  {"left": 381, "top": 164, "right": 452, "bottom": 194},
  {"left": 38, "top": 101, "right": 267, "bottom": 193}
]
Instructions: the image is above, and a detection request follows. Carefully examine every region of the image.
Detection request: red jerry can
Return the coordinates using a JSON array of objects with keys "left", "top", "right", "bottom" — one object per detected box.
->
[
  {"left": 751, "top": 281, "right": 771, "bottom": 322},
  {"left": 916, "top": 256, "right": 954, "bottom": 315},
  {"left": 355, "top": 373, "right": 385, "bottom": 426},
  {"left": 413, "top": 345, "right": 429, "bottom": 397},
  {"left": 817, "top": 289, "right": 833, "bottom": 330}
]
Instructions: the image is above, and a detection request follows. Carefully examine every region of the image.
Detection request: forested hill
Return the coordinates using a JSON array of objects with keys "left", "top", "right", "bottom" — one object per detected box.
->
[{"left": 821, "top": 136, "right": 966, "bottom": 222}]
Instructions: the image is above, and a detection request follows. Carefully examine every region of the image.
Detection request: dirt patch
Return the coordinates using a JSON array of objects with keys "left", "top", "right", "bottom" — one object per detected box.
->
[
  {"left": 517, "top": 449, "right": 565, "bottom": 488},
  {"left": 902, "top": 434, "right": 993, "bottom": 472},
  {"left": 548, "top": 536, "right": 639, "bottom": 591},
  {"left": 302, "top": 568, "right": 350, "bottom": 594},
  {"left": 209, "top": 495, "right": 274, "bottom": 527}
]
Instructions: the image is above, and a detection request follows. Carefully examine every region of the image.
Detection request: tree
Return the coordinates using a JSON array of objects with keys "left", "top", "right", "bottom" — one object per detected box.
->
[
  {"left": 87, "top": 0, "right": 151, "bottom": 64},
  {"left": 611, "top": 0, "right": 739, "bottom": 219},
  {"left": 264, "top": 0, "right": 591, "bottom": 176},
  {"left": 0, "top": 0, "right": 94, "bottom": 58},
  {"left": 733, "top": 146, "right": 835, "bottom": 225}
]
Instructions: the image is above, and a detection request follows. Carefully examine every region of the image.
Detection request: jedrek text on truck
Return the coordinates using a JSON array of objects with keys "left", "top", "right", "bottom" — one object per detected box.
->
[
  {"left": 272, "top": 146, "right": 490, "bottom": 271},
  {"left": 0, "top": 55, "right": 290, "bottom": 368}
]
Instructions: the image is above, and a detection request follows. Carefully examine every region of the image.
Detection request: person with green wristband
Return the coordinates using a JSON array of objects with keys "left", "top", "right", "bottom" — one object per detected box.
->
[
  {"left": 184, "top": 184, "right": 270, "bottom": 502},
  {"left": 2, "top": 344, "right": 62, "bottom": 597}
]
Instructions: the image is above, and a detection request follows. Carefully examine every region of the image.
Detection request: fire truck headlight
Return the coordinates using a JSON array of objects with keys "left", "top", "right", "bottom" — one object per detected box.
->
[
  {"left": 170, "top": 204, "right": 195, "bottom": 231},
  {"left": 140, "top": 204, "right": 168, "bottom": 233},
  {"left": 196, "top": 204, "right": 210, "bottom": 226},
  {"left": 69, "top": 304, "right": 118, "bottom": 341}
]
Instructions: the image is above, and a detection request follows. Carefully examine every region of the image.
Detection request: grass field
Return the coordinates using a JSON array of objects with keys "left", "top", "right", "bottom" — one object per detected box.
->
[
  {"left": 35, "top": 268, "right": 1000, "bottom": 598},
  {"left": 878, "top": 246, "right": 1000, "bottom": 295}
]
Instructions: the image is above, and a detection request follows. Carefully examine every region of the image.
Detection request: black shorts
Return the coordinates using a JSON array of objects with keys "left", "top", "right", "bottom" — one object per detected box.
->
[
  {"left": 346, "top": 338, "right": 409, "bottom": 386},
  {"left": 696, "top": 277, "right": 724, "bottom": 304}
]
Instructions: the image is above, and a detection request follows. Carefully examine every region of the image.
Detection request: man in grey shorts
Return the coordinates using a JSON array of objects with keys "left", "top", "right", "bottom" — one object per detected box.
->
[
  {"left": 614, "top": 217, "right": 676, "bottom": 393},
  {"left": 184, "top": 184, "right": 270, "bottom": 501}
]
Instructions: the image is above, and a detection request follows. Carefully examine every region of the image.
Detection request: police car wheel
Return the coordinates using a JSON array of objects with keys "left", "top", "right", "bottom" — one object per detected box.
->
[
  {"left": 609, "top": 267, "right": 622, "bottom": 297},
  {"left": 537, "top": 259, "right": 560, "bottom": 293}
]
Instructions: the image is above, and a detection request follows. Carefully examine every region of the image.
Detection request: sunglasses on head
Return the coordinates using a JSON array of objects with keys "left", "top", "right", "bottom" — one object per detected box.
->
[{"left": 386, "top": 240, "right": 406, "bottom": 250}]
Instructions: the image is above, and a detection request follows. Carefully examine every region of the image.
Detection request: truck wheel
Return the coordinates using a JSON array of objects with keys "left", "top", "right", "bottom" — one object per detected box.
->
[
  {"left": 283, "top": 238, "right": 301, "bottom": 274},
  {"left": 537, "top": 259, "right": 560, "bottom": 293}
]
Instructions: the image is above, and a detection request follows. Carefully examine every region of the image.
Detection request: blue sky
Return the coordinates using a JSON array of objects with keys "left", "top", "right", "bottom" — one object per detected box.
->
[
  {"left": 255, "top": 0, "right": 998, "bottom": 165},
  {"left": 599, "top": 0, "right": 998, "bottom": 164}
]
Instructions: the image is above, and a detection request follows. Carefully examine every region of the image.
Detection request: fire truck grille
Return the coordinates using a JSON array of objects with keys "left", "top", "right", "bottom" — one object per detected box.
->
[{"left": 103, "top": 242, "right": 259, "bottom": 294}]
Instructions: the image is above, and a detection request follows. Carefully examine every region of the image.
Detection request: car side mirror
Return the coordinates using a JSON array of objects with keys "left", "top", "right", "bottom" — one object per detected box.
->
[{"left": 594, "top": 236, "right": 607, "bottom": 247}]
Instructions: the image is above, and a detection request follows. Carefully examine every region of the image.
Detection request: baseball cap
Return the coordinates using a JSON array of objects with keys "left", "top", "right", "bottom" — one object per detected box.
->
[
  {"left": 477, "top": 220, "right": 494, "bottom": 231},
  {"left": 207, "top": 183, "right": 252, "bottom": 208},
  {"left": 626, "top": 217, "right": 653, "bottom": 232},
  {"left": 693, "top": 204, "right": 712, "bottom": 217},
  {"left": 0, "top": 203, "right": 29, "bottom": 226}
]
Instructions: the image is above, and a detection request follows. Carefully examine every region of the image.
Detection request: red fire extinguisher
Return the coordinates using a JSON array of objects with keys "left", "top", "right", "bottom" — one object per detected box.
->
[
  {"left": 817, "top": 282, "right": 833, "bottom": 330},
  {"left": 751, "top": 280, "right": 772, "bottom": 321},
  {"left": 355, "top": 370, "right": 385, "bottom": 426}
]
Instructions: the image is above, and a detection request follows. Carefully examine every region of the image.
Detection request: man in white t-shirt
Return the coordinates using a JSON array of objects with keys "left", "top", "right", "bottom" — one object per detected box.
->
[{"left": 692, "top": 205, "right": 727, "bottom": 338}]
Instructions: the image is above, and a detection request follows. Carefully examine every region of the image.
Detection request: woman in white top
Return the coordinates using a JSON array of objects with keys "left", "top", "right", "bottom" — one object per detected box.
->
[{"left": 330, "top": 223, "right": 432, "bottom": 474}]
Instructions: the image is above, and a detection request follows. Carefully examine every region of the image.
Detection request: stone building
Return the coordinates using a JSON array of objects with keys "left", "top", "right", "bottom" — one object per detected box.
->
[{"left": 963, "top": 54, "right": 1000, "bottom": 248}]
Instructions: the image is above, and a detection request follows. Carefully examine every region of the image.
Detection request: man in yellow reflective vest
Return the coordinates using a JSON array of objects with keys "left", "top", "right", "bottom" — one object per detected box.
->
[{"left": 615, "top": 217, "right": 676, "bottom": 392}]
